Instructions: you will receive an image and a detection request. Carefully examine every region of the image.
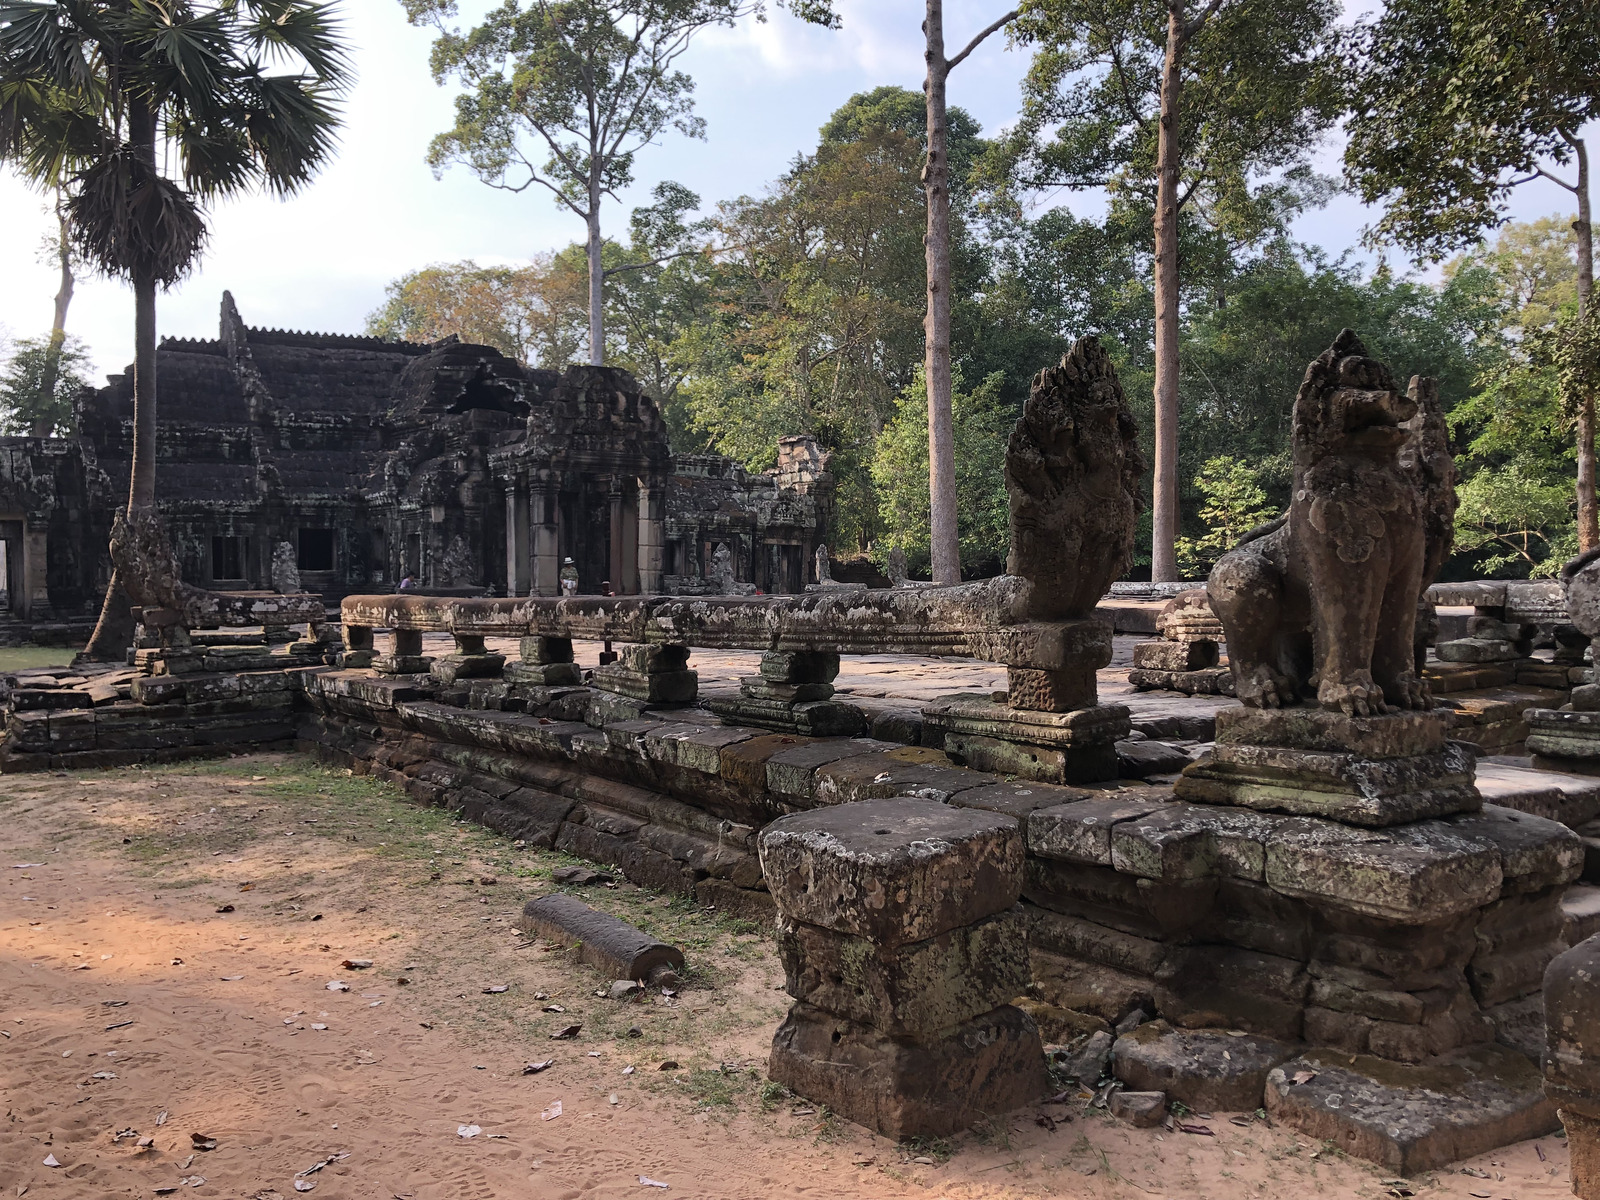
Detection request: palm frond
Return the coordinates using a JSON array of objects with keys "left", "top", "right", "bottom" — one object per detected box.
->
[{"left": 68, "top": 144, "right": 207, "bottom": 284}]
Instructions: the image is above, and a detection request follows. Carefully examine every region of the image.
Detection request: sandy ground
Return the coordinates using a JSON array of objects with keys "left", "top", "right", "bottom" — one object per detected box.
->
[{"left": 0, "top": 753, "right": 1578, "bottom": 1199}]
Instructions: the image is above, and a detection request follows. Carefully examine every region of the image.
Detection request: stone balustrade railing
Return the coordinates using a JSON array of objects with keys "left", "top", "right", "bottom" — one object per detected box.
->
[{"left": 338, "top": 577, "right": 1096, "bottom": 667}]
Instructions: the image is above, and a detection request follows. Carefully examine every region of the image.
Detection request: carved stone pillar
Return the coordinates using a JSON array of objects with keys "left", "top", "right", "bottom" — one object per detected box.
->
[
  {"left": 505, "top": 485, "right": 531, "bottom": 596},
  {"left": 532, "top": 486, "right": 560, "bottom": 597},
  {"left": 638, "top": 482, "right": 664, "bottom": 595}
]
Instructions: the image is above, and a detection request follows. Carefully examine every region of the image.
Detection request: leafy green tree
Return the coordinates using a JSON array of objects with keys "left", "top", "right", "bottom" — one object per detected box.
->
[
  {"left": 1005, "top": 0, "right": 1343, "bottom": 581},
  {"left": 1344, "top": 0, "right": 1600, "bottom": 550},
  {"left": 1173, "top": 454, "right": 1276, "bottom": 576},
  {"left": 0, "top": 0, "right": 351, "bottom": 657},
  {"left": 0, "top": 332, "right": 91, "bottom": 436},
  {"left": 366, "top": 256, "right": 590, "bottom": 365},
  {"left": 871, "top": 369, "right": 1012, "bottom": 578},
  {"left": 676, "top": 118, "right": 929, "bottom": 549},
  {"left": 1453, "top": 464, "right": 1575, "bottom": 578},
  {"left": 404, "top": 0, "right": 833, "bottom": 369}
]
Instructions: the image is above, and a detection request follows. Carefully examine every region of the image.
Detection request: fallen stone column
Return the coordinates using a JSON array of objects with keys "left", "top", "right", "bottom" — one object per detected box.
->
[
  {"left": 759, "top": 796, "right": 1045, "bottom": 1138},
  {"left": 517, "top": 892, "right": 683, "bottom": 985}
]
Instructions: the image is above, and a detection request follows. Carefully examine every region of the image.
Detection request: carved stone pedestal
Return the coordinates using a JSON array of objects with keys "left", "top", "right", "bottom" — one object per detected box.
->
[
  {"left": 374, "top": 628, "right": 432, "bottom": 676},
  {"left": 503, "top": 636, "right": 582, "bottom": 685},
  {"left": 591, "top": 644, "right": 696, "bottom": 706},
  {"left": 922, "top": 695, "right": 1128, "bottom": 784},
  {"left": 709, "top": 650, "right": 865, "bottom": 737},
  {"left": 432, "top": 632, "right": 506, "bottom": 685},
  {"left": 760, "top": 798, "right": 1045, "bottom": 1138},
  {"left": 1175, "top": 708, "right": 1480, "bottom": 827}
]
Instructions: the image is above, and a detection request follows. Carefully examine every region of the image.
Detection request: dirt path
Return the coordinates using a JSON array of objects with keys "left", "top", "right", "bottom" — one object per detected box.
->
[{"left": 0, "top": 754, "right": 1575, "bottom": 1199}]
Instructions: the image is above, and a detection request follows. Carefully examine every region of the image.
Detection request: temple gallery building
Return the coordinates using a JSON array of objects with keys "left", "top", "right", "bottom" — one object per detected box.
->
[{"left": 0, "top": 293, "right": 832, "bottom": 631}]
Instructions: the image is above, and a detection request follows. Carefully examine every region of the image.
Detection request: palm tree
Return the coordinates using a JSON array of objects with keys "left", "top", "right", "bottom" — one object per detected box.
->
[{"left": 0, "top": 0, "right": 351, "bottom": 657}]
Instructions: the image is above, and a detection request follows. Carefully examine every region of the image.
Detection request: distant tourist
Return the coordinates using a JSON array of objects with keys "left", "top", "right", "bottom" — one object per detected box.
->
[
  {"left": 559, "top": 558, "right": 578, "bottom": 597},
  {"left": 398, "top": 574, "right": 415, "bottom": 591}
]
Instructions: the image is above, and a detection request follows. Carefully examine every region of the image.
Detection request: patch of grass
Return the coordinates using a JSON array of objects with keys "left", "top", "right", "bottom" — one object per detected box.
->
[
  {"left": 682, "top": 1065, "right": 751, "bottom": 1110},
  {"left": 0, "top": 644, "right": 76, "bottom": 672},
  {"left": 902, "top": 1134, "right": 955, "bottom": 1164},
  {"left": 759, "top": 1081, "right": 791, "bottom": 1112}
]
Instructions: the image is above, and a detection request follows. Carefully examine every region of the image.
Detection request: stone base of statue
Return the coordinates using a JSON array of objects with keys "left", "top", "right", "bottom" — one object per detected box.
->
[
  {"left": 708, "top": 650, "right": 865, "bottom": 737},
  {"left": 1174, "top": 707, "right": 1481, "bottom": 827},
  {"left": 921, "top": 695, "right": 1127, "bottom": 784}
]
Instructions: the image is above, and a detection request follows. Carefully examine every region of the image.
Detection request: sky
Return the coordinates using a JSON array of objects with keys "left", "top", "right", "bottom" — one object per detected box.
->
[{"left": 0, "top": 0, "right": 1591, "bottom": 380}]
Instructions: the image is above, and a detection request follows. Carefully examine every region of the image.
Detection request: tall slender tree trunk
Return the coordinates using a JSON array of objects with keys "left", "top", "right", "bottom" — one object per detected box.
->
[
  {"left": 922, "top": 0, "right": 960, "bottom": 585},
  {"left": 587, "top": 184, "right": 604, "bottom": 367},
  {"left": 1150, "top": 3, "right": 1186, "bottom": 583},
  {"left": 1573, "top": 137, "right": 1597, "bottom": 553},
  {"left": 33, "top": 194, "right": 76, "bottom": 438},
  {"left": 82, "top": 100, "right": 161, "bottom": 661}
]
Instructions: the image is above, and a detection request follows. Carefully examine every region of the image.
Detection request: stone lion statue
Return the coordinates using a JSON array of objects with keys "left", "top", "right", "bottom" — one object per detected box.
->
[{"left": 1209, "top": 330, "right": 1446, "bottom": 715}]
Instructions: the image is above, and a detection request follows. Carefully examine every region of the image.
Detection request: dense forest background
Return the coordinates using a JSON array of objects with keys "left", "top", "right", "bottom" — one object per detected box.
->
[{"left": 360, "top": 87, "right": 1583, "bottom": 583}]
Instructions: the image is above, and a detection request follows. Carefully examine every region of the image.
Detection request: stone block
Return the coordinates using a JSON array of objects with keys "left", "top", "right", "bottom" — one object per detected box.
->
[
  {"left": 707, "top": 692, "right": 867, "bottom": 737},
  {"left": 1212, "top": 707, "right": 1444, "bottom": 757},
  {"left": 694, "top": 878, "right": 777, "bottom": 925},
  {"left": 1117, "top": 740, "right": 1191, "bottom": 778},
  {"left": 1177, "top": 739, "right": 1480, "bottom": 827},
  {"left": 130, "top": 675, "right": 187, "bottom": 705},
  {"left": 432, "top": 653, "right": 506, "bottom": 685},
  {"left": 952, "top": 780, "right": 1090, "bottom": 824},
  {"left": 1021, "top": 907, "right": 1166, "bottom": 978},
  {"left": 1028, "top": 947, "right": 1153, "bottom": 1022},
  {"left": 1544, "top": 933, "right": 1600, "bottom": 1120},
  {"left": 518, "top": 893, "right": 684, "bottom": 983},
  {"left": 1441, "top": 806, "right": 1584, "bottom": 895},
  {"left": 1006, "top": 666, "right": 1097, "bottom": 713},
  {"left": 868, "top": 707, "right": 923, "bottom": 745},
  {"left": 1110, "top": 803, "right": 1276, "bottom": 882},
  {"left": 520, "top": 635, "right": 574, "bottom": 664},
  {"left": 1132, "top": 640, "right": 1219, "bottom": 671},
  {"left": 1264, "top": 1045, "right": 1557, "bottom": 1174},
  {"left": 1155, "top": 945, "right": 1309, "bottom": 1041},
  {"left": 739, "top": 677, "right": 834, "bottom": 703},
  {"left": 811, "top": 750, "right": 984, "bottom": 806},
  {"left": 1027, "top": 796, "right": 1170, "bottom": 865},
  {"left": 1109, "top": 1090, "right": 1168, "bottom": 1127},
  {"left": 1065, "top": 1029, "right": 1115, "bottom": 1085},
  {"left": 1528, "top": 708, "right": 1600, "bottom": 761},
  {"left": 765, "top": 738, "right": 895, "bottom": 801},
  {"left": 767, "top": 1001, "right": 1046, "bottom": 1140},
  {"left": 590, "top": 663, "right": 697, "bottom": 704},
  {"left": 1264, "top": 817, "right": 1503, "bottom": 923},
  {"left": 967, "top": 618, "right": 1113, "bottom": 672},
  {"left": 1437, "top": 637, "right": 1521, "bottom": 663},
  {"left": 1563, "top": 1110, "right": 1600, "bottom": 1200},
  {"left": 1301, "top": 994, "right": 1493, "bottom": 1062},
  {"left": 759, "top": 796, "right": 1024, "bottom": 947},
  {"left": 777, "top": 910, "right": 1029, "bottom": 1039},
  {"left": 759, "top": 651, "right": 840, "bottom": 684},
  {"left": 641, "top": 723, "right": 752, "bottom": 775},
  {"left": 6, "top": 709, "right": 51, "bottom": 751},
  {"left": 943, "top": 732, "right": 1119, "bottom": 786},
  {"left": 1111, "top": 1020, "right": 1297, "bottom": 1111},
  {"left": 504, "top": 661, "right": 583, "bottom": 686},
  {"left": 619, "top": 643, "right": 690, "bottom": 674},
  {"left": 47, "top": 709, "right": 97, "bottom": 753},
  {"left": 718, "top": 733, "right": 811, "bottom": 795}
]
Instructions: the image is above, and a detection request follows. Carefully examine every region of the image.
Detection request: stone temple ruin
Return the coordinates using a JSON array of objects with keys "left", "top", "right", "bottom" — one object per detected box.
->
[
  {"left": 0, "top": 292, "right": 833, "bottom": 644},
  {"left": 11, "top": 328, "right": 1600, "bottom": 1184}
]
